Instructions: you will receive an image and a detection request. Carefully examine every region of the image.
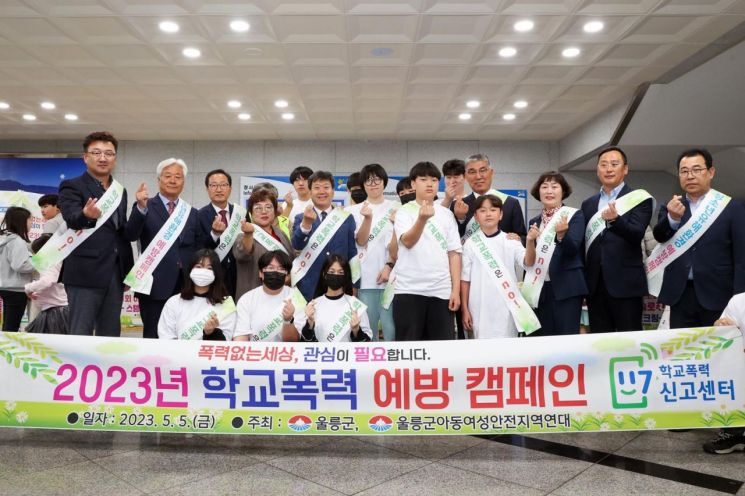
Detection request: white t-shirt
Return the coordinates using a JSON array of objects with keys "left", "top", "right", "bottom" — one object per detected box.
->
[
  {"left": 288, "top": 198, "right": 312, "bottom": 226},
  {"left": 306, "top": 294, "right": 372, "bottom": 341},
  {"left": 394, "top": 202, "right": 462, "bottom": 299},
  {"left": 158, "top": 294, "right": 236, "bottom": 340},
  {"left": 234, "top": 285, "right": 303, "bottom": 341},
  {"left": 347, "top": 199, "right": 396, "bottom": 290},
  {"left": 720, "top": 292, "right": 745, "bottom": 328},
  {"left": 462, "top": 231, "right": 526, "bottom": 339}
]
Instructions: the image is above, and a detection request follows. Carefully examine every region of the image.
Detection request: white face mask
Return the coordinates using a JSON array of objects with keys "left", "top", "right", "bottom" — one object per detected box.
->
[{"left": 190, "top": 267, "right": 215, "bottom": 287}]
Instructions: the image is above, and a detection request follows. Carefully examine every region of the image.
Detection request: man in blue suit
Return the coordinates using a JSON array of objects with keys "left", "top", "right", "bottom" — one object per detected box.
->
[
  {"left": 197, "top": 169, "right": 237, "bottom": 297},
  {"left": 124, "top": 158, "right": 202, "bottom": 338},
  {"left": 581, "top": 147, "right": 653, "bottom": 332},
  {"left": 291, "top": 170, "right": 357, "bottom": 301},
  {"left": 58, "top": 131, "right": 134, "bottom": 337},
  {"left": 653, "top": 148, "right": 745, "bottom": 328}
]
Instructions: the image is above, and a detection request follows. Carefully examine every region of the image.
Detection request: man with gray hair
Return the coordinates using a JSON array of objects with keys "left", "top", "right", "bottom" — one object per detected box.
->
[
  {"left": 461, "top": 153, "right": 526, "bottom": 240},
  {"left": 124, "top": 158, "right": 202, "bottom": 338}
]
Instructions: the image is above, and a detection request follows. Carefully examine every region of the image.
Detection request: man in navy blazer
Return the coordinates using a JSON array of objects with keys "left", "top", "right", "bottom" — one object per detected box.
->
[
  {"left": 581, "top": 147, "right": 653, "bottom": 332},
  {"left": 461, "top": 153, "right": 526, "bottom": 240},
  {"left": 291, "top": 171, "right": 357, "bottom": 301},
  {"left": 58, "top": 131, "right": 134, "bottom": 337},
  {"left": 124, "top": 158, "right": 202, "bottom": 338},
  {"left": 198, "top": 169, "right": 237, "bottom": 298},
  {"left": 653, "top": 148, "right": 745, "bottom": 328}
]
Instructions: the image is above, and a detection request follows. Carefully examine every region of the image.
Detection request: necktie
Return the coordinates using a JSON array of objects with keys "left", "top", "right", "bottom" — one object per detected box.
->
[
  {"left": 219, "top": 209, "right": 228, "bottom": 226},
  {"left": 167, "top": 201, "right": 175, "bottom": 216},
  {"left": 320, "top": 211, "right": 328, "bottom": 223}
]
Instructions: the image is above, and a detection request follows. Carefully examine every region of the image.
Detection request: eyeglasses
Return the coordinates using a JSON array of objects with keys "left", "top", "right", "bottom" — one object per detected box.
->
[
  {"left": 252, "top": 205, "right": 275, "bottom": 213},
  {"left": 208, "top": 183, "right": 230, "bottom": 190},
  {"left": 364, "top": 177, "right": 383, "bottom": 186},
  {"left": 87, "top": 150, "right": 116, "bottom": 159},
  {"left": 679, "top": 167, "right": 707, "bottom": 177},
  {"left": 262, "top": 268, "right": 287, "bottom": 275}
]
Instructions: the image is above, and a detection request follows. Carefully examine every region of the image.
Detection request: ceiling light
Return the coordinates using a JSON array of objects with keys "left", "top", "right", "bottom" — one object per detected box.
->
[
  {"left": 238, "top": 113, "right": 251, "bottom": 120},
  {"left": 40, "top": 101, "right": 56, "bottom": 110},
  {"left": 371, "top": 47, "right": 394, "bottom": 57},
  {"left": 458, "top": 113, "right": 472, "bottom": 121},
  {"left": 281, "top": 113, "right": 295, "bottom": 120},
  {"left": 513, "top": 100, "right": 528, "bottom": 109},
  {"left": 583, "top": 21, "right": 604, "bottom": 33},
  {"left": 466, "top": 100, "right": 480, "bottom": 109},
  {"left": 562, "top": 47, "right": 581, "bottom": 58},
  {"left": 502, "top": 113, "right": 516, "bottom": 121},
  {"left": 64, "top": 113, "right": 78, "bottom": 121},
  {"left": 514, "top": 20, "right": 534, "bottom": 33},
  {"left": 274, "top": 99, "right": 288, "bottom": 108},
  {"left": 22, "top": 114, "right": 36, "bottom": 121},
  {"left": 159, "top": 21, "right": 180, "bottom": 33},
  {"left": 227, "top": 100, "right": 242, "bottom": 109},
  {"left": 0, "top": 102, "right": 9, "bottom": 110},
  {"left": 499, "top": 47, "right": 517, "bottom": 58},
  {"left": 182, "top": 47, "right": 201, "bottom": 58},
  {"left": 230, "top": 20, "right": 250, "bottom": 33}
]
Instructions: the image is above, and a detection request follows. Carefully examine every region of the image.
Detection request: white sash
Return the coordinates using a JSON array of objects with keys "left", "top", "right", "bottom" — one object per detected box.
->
[
  {"left": 469, "top": 231, "right": 541, "bottom": 335},
  {"left": 645, "top": 190, "right": 730, "bottom": 297},
  {"left": 214, "top": 204, "right": 247, "bottom": 261},
  {"left": 351, "top": 205, "right": 395, "bottom": 283},
  {"left": 521, "top": 206, "right": 578, "bottom": 308},
  {"left": 381, "top": 268, "right": 396, "bottom": 310},
  {"left": 290, "top": 208, "right": 350, "bottom": 287},
  {"left": 584, "top": 189, "right": 652, "bottom": 252},
  {"left": 401, "top": 202, "right": 448, "bottom": 251},
  {"left": 124, "top": 199, "right": 191, "bottom": 295},
  {"left": 461, "top": 189, "right": 515, "bottom": 243},
  {"left": 31, "top": 180, "right": 124, "bottom": 273},
  {"left": 251, "top": 225, "right": 289, "bottom": 254},
  {"left": 179, "top": 297, "right": 236, "bottom": 341},
  {"left": 323, "top": 296, "right": 368, "bottom": 342},
  {"left": 251, "top": 288, "right": 307, "bottom": 342}
]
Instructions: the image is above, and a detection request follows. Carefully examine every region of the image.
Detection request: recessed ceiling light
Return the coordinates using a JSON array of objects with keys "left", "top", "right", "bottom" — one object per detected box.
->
[
  {"left": 499, "top": 47, "right": 517, "bottom": 58},
  {"left": 466, "top": 100, "right": 480, "bottom": 109},
  {"left": 274, "top": 99, "right": 288, "bottom": 108},
  {"left": 238, "top": 113, "right": 251, "bottom": 120},
  {"left": 230, "top": 20, "right": 250, "bottom": 33},
  {"left": 458, "top": 113, "right": 472, "bottom": 120},
  {"left": 562, "top": 47, "right": 581, "bottom": 58},
  {"left": 227, "top": 100, "right": 242, "bottom": 109},
  {"left": 182, "top": 47, "right": 201, "bottom": 58},
  {"left": 40, "top": 101, "right": 56, "bottom": 110},
  {"left": 514, "top": 100, "right": 528, "bottom": 109},
  {"left": 583, "top": 21, "right": 604, "bottom": 33},
  {"left": 159, "top": 21, "right": 179, "bottom": 33},
  {"left": 514, "top": 20, "right": 534, "bottom": 33},
  {"left": 64, "top": 113, "right": 78, "bottom": 121},
  {"left": 281, "top": 113, "right": 295, "bottom": 120},
  {"left": 502, "top": 113, "right": 516, "bottom": 121},
  {"left": 0, "top": 102, "right": 9, "bottom": 110},
  {"left": 371, "top": 47, "right": 394, "bottom": 57},
  {"left": 22, "top": 114, "right": 36, "bottom": 121}
]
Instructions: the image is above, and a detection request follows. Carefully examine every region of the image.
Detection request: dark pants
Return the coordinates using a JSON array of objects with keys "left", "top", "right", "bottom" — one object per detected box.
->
[
  {"left": 532, "top": 282, "right": 583, "bottom": 336},
  {"left": 137, "top": 294, "right": 169, "bottom": 339},
  {"left": 587, "top": 279, "right": 642, "bottom": 332},
  {"left": 670, "top": 281, "right": 721, "bottom": 329},
  {"left": 67, "top": 271, "right": 124, "bottom": 337},
  {"left": 393, "top": 294, "right": 454, "bottom": 341},
  {"left": 0, "top": 290, "right": 28, "bottom": 332}
]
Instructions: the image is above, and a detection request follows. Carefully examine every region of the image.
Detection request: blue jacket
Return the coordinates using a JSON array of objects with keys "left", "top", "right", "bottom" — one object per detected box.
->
[
  {"left": 652, "top": 196, "right": 745, "bottom": 311},
  {"left": 291, "top": 208, "right": 357, "bottom": 301},
  {"left": 124, "top": 197, "right": 202, "bottom": 300},
  {"left": 581, "top": 184, "right": 653, "bottom": 298},
  {"left": 197, "top": 203, "right": 237, "bottom": 297},
  {"left": 528, "top": 209, "right": 588, "bottom": 301}
]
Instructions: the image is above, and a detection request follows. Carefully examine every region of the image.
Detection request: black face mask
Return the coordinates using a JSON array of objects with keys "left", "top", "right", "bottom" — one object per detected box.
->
[
  {"left": 351, "top": 190, "right": 367, "bottom": 204},
  {"left": 400, "top": 192, "right": 416, "bottom": 205},
  {"left": 263, "top": 271, "right": 286, "bottom": 290},
  {"left": 325, "top": 273, "right": 345, "bottom": 291}
]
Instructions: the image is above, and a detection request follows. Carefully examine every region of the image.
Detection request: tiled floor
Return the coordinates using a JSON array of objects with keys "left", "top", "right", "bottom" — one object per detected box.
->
[{"left": 1, "top": 427, "right": 743, "bottom": 495}]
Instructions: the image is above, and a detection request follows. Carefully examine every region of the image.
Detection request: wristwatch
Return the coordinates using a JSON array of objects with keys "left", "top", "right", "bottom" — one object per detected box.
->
[
  {"left": 283, "top": 317, "right": 294, "bottom": 324},
  {"left": 385, "top": 262, "right": 395, "bottom": 269}
]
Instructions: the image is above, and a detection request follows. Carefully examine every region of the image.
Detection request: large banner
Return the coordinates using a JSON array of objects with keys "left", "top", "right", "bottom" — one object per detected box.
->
[{"left": 1, "top": 327, "right": 743, "bottom": 435}]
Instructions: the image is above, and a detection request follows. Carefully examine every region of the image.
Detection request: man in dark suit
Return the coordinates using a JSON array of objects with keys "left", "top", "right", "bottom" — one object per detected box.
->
[
  {"left": 581, "top": 146, "right": 653, "bottom": 332},
  {"left": 58, "top": 131, "right": 134, "bottom": 337},
  {"left": 124, "top": 158, "right": 202, "bottom": 338},
  {"left": 291, "top": 170, "right": 357, "bottom": 301},
  {"left": 461, "top": 153, "right": 526, "bottom": 239},
  {"left": 198, "top": 169, "right": 237, "bottom": 297},
  {"left": 653, "top": 148, "right": 745, "bottom": 328}
]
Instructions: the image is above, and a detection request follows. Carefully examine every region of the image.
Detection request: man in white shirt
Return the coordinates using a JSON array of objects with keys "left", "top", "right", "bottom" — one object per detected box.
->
[{"left": 284, "top": 166, "right": 314, "bottom": 229}]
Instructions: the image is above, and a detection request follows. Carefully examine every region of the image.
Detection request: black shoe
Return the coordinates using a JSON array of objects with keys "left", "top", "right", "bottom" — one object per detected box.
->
[{"left": 703, "top": 430, "right": 745, "bottom": 454}]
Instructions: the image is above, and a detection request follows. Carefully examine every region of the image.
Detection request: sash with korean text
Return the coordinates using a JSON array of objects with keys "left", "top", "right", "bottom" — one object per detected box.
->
[
  {"left": 352, "top": 204, "right": 396, "bottom": 284},
  {"left": 401, "top": 202, "right": 448, "bottom": 252},
  {"left": 584, "top": 189, "right": 652, "bottom": 252},
  {"left": 290, "top": 208, "right": 350, "bottom": 287},
  {"left": 324, "top": 296, "right": 368, "bottom": 342},
  {"left": 251, "top": 288, "right": 307, "bottom": 342},
  {"left": 462, "top": 189, "right": 513, "bottom": 243},
  {"left": 251, "top": 225, "right": 289, "bottom": 255},
  {"left": 179, "top": 297, "right": 237, "bottom": 341},
  {"left": 215, "top": 204, "right": 247, "bottom": 261}
]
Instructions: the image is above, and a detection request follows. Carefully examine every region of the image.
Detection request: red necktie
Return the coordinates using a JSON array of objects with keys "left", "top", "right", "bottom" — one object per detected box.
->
[{"left": 219, "top": 209, "right": 228, "bottom": 226}]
